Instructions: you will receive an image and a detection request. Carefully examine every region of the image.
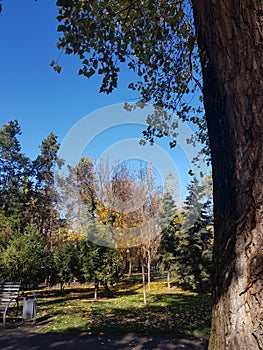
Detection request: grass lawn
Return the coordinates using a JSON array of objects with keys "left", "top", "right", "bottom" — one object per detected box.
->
[{"left": 35, "top": 281, "right": 211, "bottom": 337}]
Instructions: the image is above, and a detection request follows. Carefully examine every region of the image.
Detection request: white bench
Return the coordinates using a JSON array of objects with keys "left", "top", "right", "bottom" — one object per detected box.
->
[{"left": 0, "top": 282, "right": 21, "bottom": 325}]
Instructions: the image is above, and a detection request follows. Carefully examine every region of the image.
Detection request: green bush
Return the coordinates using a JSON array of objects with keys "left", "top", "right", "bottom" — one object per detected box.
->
[{"left": 1, "top": 225, "right": 46, "bottom": 286}]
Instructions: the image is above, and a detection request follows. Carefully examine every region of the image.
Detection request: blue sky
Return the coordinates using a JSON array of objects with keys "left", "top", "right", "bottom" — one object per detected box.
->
[
  {"left": 0, "top": 0, "right": 207, "bottom": 201},
  {"left": 0, "top": 1, "right": 137, "bottom": 157}
]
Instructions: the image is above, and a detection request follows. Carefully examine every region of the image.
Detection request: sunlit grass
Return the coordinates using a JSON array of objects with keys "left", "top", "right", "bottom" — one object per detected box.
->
[{"left": 35, "top": 281, "right": 211, "bottom": 336}]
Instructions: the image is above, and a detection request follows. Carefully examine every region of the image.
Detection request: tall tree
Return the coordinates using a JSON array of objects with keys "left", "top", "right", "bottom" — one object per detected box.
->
[
  {"left": 55, "top": 2, "right": 263, "bottom": 348},
  {"left": 137, "top": 165, "right": 162, "bottom": 297},
  {"left": 179, "top": 177, "right": 213, "bottom": 292},
  {"left": 0, "top": 120, "right": 32, "bottom": 231},
  {"left": 95, "top": 160, "right": 147, "bottom": 248},
  {"left": 191, "top": 3, "right": 263, "bottom": 348},
  {"left": 59, "top": 157, "right": 112, "bottom": 245},
  {"left": 33, "top": 132, "right": 61, "bottom": 245},
  {"left": 0, "top": 211, "right": 13, "bottom": 249}
]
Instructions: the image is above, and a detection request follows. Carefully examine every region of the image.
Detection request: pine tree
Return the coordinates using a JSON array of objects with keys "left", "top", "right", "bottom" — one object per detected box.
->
[
  {"left": 51, "top": 240, "right": 80, "bottom": 293},
  {"left": 33, "top": 132, "right": 62, "bottom": 245},
  {"left": 0, "top": 120, "right": 32, "bottom": 232},
  {"left": 1, "top": 225, "right": 46, "bottom": 286},
  {"left": 179, "top": 177, "right": 213, "bottom": 292}
]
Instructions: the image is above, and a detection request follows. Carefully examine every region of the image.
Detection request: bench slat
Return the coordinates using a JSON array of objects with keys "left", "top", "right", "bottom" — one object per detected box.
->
[
  {"left": 0, "top": 298, "right": 17, "bottom": 303},
  {"left": 0, "top": 282, "right": 21, "bottom": 325},
  {"left": 0, "top": 288, "right": 19, "bottom": 291}
]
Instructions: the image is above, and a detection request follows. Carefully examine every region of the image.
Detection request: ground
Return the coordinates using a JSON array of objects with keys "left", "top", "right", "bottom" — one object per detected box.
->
[
  {"left": 0, "top": 323, "right": 208, "bottom": 350},
  {"left": 0, "top": 282, "right": 210, "bottom": 349}
]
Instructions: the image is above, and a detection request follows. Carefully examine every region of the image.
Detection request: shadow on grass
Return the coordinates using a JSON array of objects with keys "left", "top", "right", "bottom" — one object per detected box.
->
[
  {"left": 27, "top": 283, "right": 211, "bottom": 348},
  {"left": 1, "top": 284, "right": 210, "bottom": 349},
  {"left": 42, "top": 294, "right": 211, "bottom": 337},
  {"left": 36, "top": 283, "right": 143, "bottom": 308}
]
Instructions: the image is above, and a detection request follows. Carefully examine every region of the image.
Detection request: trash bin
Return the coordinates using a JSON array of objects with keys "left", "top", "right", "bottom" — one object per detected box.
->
[{"left": 22, "top": 292, "right": 37, "bottom": 323}]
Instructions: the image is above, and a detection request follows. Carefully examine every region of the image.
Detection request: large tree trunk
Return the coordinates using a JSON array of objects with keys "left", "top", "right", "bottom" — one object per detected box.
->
[{"left": 192, "top": 1, "right": 263, "bottom": 349}]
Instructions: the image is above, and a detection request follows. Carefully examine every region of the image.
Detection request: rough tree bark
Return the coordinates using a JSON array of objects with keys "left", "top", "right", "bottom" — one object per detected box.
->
[{"left": 191, "top": 1, "right": 263, "bottom": 349}]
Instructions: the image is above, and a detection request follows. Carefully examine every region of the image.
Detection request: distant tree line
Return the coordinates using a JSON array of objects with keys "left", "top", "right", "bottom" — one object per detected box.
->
[{"left": 0, "top": 120, "right": 213, "bottom": 298}]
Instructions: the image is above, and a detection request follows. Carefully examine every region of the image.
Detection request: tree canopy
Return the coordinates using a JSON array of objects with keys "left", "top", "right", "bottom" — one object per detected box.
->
[{"left": 54, "top": 0, "right": 208, "bottom": 153}]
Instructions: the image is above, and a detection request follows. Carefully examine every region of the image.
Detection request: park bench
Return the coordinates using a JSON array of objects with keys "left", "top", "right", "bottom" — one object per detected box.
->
[{"left": 0, "top": 282, "right": 21, "bottom": 326}]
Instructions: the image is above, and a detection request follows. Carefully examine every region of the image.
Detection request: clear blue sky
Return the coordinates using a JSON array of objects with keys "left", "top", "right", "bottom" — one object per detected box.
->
[
  {"left": 0, "top": 1, "right": 138, "bottom": 157},
  {"left": 0, "top": 0, "right": 208, "bottom": 201}
]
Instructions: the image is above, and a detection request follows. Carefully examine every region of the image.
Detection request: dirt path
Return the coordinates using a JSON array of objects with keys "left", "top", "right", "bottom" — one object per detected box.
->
[{"left": 0, "top": 323, "right": 208, "bottom": 350}]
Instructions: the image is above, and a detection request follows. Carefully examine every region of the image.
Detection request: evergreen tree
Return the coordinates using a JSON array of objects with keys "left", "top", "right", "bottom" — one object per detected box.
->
[
  {"left": 0, "top": 225, "right": 46, "bottom": 286},
  {"left": 33, "top": 132, "right": 62, "bottom": 245},
  {"left": 51, "top": 240, "right": 80, "bottom": 293},
  {"left": 178, "top": 177, "right": 213, "bottom": 292},
  {"left": 0, "top": 120, "right": 32, "bottom": 231},
  {"left": 79, "top": 239, "right": 122, "bottom": 299},
  {"left": 0, "top": 211, "right": 13, "bottom": 249}
]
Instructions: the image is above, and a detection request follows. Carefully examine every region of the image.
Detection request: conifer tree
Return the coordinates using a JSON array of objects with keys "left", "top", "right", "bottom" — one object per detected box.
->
[
  {"left": 79, "top": 239, "right": 122, "bottom": 299},
  {"left": 33, "top": 133, "right": 62, "bottom": 245},
  {"left": 0, "top": 120, "right": 32, "bottom": 231},
  {"left": 1, "top": 225, "right": 46, "bottom": 285},
  {"left": 179, "top": 177, "right": 213, "bottom": 292}
]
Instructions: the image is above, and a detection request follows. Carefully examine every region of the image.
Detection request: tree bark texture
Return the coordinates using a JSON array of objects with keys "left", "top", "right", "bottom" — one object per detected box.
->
[{"left": 191, "top": 0, "right": 263, "bottom": 349}]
